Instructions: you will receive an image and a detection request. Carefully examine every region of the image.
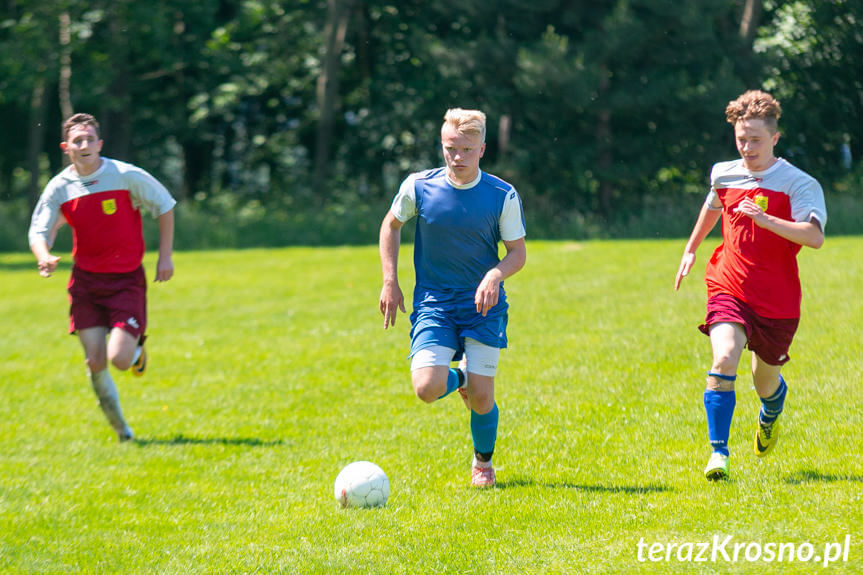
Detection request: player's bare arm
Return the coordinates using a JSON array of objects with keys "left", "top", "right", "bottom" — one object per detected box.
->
[
  {"left": 675, "top": 205, "right": 721, "bottom": 290},
  {"left": 379, "top": 212, "right": 406, "bottom": 328},
  {"left": 155, "top": 209, "right": 175, "bottom": 282},
  {"left": 734, "top": 198, "right": 824, "bottom": 249},
  {"left": 475, "top": 237, "right": 526, "bottom": 316}
]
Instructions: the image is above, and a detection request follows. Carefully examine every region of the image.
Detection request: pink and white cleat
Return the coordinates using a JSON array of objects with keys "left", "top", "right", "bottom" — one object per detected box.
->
[{"left": 471, "top": 464, "right": 496, "bottom": 488}]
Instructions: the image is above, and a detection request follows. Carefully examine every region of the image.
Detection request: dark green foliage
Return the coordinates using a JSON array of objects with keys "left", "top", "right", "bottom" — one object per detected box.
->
[
  {"left": 0, "top": 0, "right": 861, "bottom": 249},
  {"left": 757, "top": 0, "right": 863, "bottom": 181}
]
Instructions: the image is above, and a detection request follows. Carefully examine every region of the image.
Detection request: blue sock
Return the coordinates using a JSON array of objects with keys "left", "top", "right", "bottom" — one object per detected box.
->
[
  {"left": 471, "top": 403, "right": 499, "bottom": 456},
  {"left": 436, "top": 368, "right": 462, "bottom": 400},
  {"left": 759, "top": 375, "right": 787, "bottom": 425},
  {"left": 704, "top": 373, "right": 736, "bottom": 456}
]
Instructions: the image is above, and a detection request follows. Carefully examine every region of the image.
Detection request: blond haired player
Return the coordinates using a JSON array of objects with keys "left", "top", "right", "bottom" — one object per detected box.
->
[{"left": 379, "top": 108, "right": 526, "bottom": 487}]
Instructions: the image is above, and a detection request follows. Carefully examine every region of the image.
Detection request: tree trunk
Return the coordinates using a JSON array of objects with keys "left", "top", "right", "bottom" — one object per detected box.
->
[
  {"left": 174, "top": 9, "right": 192, "bottom": 200},
  {"left": 104, "top": 3, "right": 131, "bottom": 160},
  {"left": 28, "top": 77, "right": 47, "bottom": 205},
  {"left": 498, "top": 114, "right": 511, "bottom": 159},
  {"left": 58, "top": 11, "right": 73, "bottom": 122},
  {"left": 595, "top": 70, "right": 613, "bottom": 217},
  {"left": 314, "top": 0, "right": 351, "bottom": 193},
  {"left": 739, "top": 0, "right": 762, "bottom": 46}
]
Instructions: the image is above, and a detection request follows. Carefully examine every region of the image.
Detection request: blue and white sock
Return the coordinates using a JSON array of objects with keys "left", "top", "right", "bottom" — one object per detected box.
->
[
  {"left": 704, "top": 372, "right": 736, "bottom": 456},
  {"left": 759, "top": 375, "right": 787, "bottom": 425}
]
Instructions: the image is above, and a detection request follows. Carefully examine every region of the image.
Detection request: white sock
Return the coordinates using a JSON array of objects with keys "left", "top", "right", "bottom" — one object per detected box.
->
[
  {"left": 90, "top": 369, "right": 131, "bottom": 436},
  {"left": 472, "top": 456, "right": 493, "bottom": 469}
]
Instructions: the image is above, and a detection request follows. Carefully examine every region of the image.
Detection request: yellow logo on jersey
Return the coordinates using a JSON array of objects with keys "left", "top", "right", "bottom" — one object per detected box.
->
[
  {"left": 754, "top": 195, "right": 768, "bottom": 211},
  {"left": 102, "top": 199, "right": 117, "bottom": 215}
]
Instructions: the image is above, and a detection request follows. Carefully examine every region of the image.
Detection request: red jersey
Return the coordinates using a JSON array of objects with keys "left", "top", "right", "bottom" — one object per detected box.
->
[
  {"left": 704, "top": 158, "right": 827, "bottom": 319},
  {"left": 28, "top": 158, "right": 176, "bottom": 274}
]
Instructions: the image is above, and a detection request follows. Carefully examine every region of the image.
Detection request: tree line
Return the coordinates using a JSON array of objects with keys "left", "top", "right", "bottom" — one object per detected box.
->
[{"left": 0, "top": 0, "right": 860, "bottom": 244}]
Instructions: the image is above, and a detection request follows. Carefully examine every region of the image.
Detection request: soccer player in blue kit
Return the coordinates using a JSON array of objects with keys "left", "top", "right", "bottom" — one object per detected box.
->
[{"left": 379, "top": 108, "right": 526, "bottom": 487}]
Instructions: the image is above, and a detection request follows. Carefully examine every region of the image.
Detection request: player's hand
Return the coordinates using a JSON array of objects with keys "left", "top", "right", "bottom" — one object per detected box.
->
[
  {"left": 475, "top": 273, "right": 501, "bottom": 317},
  {"left": 734, "top": 197, "right": 768, "bottom": 226},
  {"left": 155, "top": 255, "right": 174, "bottom": 282},
  {"left": 379, "top": 282, "right": 405, "bottom": 329},
  {"left": 37, "top": 255, "right": 61, "bottom": 278},
  {"left": 674, "top": 252, "right": 696, "bottom": 291}
]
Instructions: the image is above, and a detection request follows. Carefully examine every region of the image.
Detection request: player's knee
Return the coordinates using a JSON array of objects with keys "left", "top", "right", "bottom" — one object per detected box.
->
[
  {"left": 413, "top": 387, "right": 438, "bottom": 404},
  {"left": 84, "top": 351, "right": 108, "bottom": 373},
  {"left": 111, "top": 356, "right": 133, "bottom": 371},
  {"left": 107, "top": 346, "right": 136, "bottom": 371},
  {"left": 466, "top": 379, "right": 495, "bottom": 413},
  {"left": 710, "top": 354, "right": 738, "bottom": 378},
  {"left": 470, "top": 393, "right": 495, "bottom": 414},
  {"left": 411, "top": 375, "right": 440, "bottom": 403}
]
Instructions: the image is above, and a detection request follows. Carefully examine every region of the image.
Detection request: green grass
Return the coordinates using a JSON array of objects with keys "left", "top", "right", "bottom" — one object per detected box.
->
[{"left": 1, "top": 238, "right": 861, "bottom": 574}]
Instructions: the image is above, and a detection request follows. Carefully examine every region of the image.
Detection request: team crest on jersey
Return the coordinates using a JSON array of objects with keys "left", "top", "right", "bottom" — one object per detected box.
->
[
  {"left": 753, "top": 195, "right": 768, "bottom": 211},
  {"left": 101, "top": 199, "right": 117, "bottom": 215}
]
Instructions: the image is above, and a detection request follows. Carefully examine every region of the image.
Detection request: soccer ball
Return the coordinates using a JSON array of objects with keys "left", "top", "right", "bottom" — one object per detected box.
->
[{"left": 334, "top": 461, "right": 390, "bottom": 509}]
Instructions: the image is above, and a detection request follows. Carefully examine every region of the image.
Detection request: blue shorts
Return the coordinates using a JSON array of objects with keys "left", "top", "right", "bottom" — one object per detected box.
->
[{"left": 409, "top": 288, "right": 508, "bottom": 360}]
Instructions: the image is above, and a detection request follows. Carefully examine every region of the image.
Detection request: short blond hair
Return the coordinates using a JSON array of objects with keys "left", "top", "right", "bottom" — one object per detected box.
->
[
  {"left": 726, "top": 90, "right": 782, "bottom": 133},
  {"left": 442, "top": 108, "right": 486, "bottom": 142}
]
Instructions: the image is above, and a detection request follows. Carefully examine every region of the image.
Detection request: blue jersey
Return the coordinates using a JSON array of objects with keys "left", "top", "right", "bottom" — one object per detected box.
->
[
  {"left": 390, "top": 167, "right": 525, "bottom": 353},
  {"left": 410, "top": 168, "right": 522, "bottom": 293}
]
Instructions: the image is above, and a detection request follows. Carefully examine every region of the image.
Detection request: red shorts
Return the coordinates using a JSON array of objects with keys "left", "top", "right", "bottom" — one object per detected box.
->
[
  {"left": 68, "top": 265, "right": 147, "bottom": 339},
  {"left": 699, "top": 293, "right": 799, "bottom": 366}
]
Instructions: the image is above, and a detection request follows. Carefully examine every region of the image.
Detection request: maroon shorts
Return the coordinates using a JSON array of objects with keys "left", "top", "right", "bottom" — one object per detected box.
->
[
  {"left": 699, "top": 293, "right": 799, "bottom": 366},
  {"left": 68, "top": 265, "right": 147, "bottom": 339}
]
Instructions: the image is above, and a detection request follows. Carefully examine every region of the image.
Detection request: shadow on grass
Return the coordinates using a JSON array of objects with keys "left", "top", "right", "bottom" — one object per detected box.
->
[
  {"left": 497, "top": 477, "right": 671, "bottom": 494},
  {"left": 784, "top": 470, "right": 863, "bottom": 485},
  {"left": 133, "top": 434, "right": 285, "bottom": 448}
]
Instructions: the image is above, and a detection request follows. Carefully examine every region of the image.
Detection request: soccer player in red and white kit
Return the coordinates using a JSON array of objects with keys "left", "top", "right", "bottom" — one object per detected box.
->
[
  {"left": 674, "top": 90, "right": 827, "bottom": 480},
  {"left": 28, "top": 113, "right": 176, "bottom": 442}
]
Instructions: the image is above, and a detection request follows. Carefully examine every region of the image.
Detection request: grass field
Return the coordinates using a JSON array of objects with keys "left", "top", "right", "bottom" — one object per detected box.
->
[{"left": 1, "top": 238, "right": 861, "bottom": 574}]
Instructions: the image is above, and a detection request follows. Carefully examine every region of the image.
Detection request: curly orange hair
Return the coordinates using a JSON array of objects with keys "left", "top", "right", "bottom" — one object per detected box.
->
[{"left": 726, "top": 90, "right": 781, "bottom": 133}]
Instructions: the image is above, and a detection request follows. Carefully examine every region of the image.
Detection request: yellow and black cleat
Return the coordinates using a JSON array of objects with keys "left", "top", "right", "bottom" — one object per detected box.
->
[{"left": 754, "top": 419, "right": 780, "bottom": 457}]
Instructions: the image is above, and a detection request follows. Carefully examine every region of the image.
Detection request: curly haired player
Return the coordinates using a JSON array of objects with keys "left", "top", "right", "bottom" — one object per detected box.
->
[{"left": 675, "top": 90, "right": 827, "bottom": 480}]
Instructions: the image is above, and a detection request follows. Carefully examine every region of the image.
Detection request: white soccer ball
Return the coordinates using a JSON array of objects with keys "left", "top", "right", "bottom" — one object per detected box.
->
[{"left": 334, "top": 461, "right": 390, "bottom": 509}]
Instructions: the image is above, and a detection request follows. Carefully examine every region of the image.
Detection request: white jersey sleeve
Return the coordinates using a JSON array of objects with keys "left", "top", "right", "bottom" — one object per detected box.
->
[
  {"left": 704, "top": 163, "right": 726, "bottom": 210},
  {"left": 788, "top": 172, "right": 827, "bottom": 228},
  {"left": 28, "top": 175, "right": 67, "bottom": 248},
  {"left": 499, "top": 187, "right": 526, "bottom": 241},
  {"left": 116, "top": 160, "right": 176, "bottom": 217},
  {"left": 704, "top": 190, "right": 723, "bottom": 210},
  {"left": 390, "top": 173, "right": 418, "bottom": 222}
]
